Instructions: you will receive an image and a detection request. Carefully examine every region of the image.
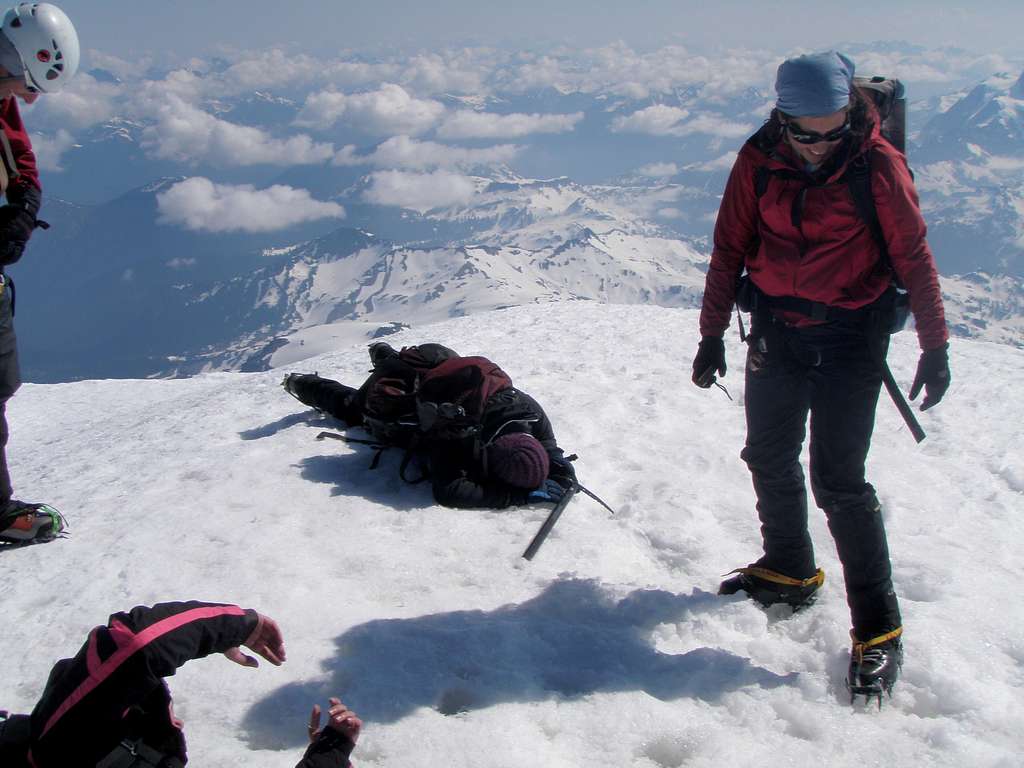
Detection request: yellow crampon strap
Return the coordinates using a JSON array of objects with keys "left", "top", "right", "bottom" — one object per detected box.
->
[
  {"left": 724, "top": 566, "right": 825, "bottom": 589},
  {"left": 851, "top": 626, "right": 903, "bottom": 663}
]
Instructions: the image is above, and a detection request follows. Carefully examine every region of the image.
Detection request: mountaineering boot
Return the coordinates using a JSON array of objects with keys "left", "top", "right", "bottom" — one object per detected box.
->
[
  {"left": 282, "top": 372, "right": 320, "bottom": 403},
  {"left": 719, "top": 565, "right": 824, "bottom": 610},
  {"left": 0, "top": 501, "right": 68, "bottom": 547},
  {"left": 368, "top": 341, "right": 398, "bottom": 365},
  {"left": 847, "top": 627, "right": 903, "bottom": 707}
]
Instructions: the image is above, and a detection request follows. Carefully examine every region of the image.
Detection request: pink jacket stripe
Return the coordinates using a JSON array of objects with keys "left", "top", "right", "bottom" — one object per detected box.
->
[{"left": 38, "top": 605, "right": 246, "bottom": 740}]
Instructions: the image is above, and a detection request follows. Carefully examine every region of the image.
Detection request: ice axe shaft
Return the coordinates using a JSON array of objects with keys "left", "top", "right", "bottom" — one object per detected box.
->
[
  {"left": 879, "top": 361, "right": 926, "bottom": 443},
  {"left": 522, "top": 486, "right": 576, "bottom": 561}
]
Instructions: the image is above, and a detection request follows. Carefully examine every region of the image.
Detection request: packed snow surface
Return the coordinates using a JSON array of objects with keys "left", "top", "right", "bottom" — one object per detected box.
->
[{"left": 2, "top": 303, "right": 1022, "bottom": 767}]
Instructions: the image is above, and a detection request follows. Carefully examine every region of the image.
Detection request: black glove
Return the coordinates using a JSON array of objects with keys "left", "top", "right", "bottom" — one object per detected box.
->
[
  {"left": 0, "top": 240, "right": 26, "bottom": 266},
  {"left": 909, "top": 343, "right": 950, "bottom": 411},
  {"left": 0, "top": 204, "right": 36, "bottom": 242},
  {"left": 549, "top": 453, "right": 577, "bottom": 488},
  {"left": 691, "top": 336, "right": 726, "bottom": 388},
  {"left": 0, "top": 205, "right": 38, "bottom": 267}
]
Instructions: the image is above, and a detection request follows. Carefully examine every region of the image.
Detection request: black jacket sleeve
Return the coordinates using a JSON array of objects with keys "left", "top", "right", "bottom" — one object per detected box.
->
[
  {"left": 108, "top": 601, "right": 259, "bottom": 678},
  {"left": 295, "top": 728, "right": 356, "bottom": 768},
  {"left": 431, "top": 468, "right": 527, "bottom": 509},
  {"left": 28, "top": 602, "right": 258, "bottom": 768}
]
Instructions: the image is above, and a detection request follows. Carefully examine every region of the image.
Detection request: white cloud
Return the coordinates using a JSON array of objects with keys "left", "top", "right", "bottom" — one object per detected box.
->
[
  {"left": 134, "top": 69, "right": 205, "bottom": 105},
  {"left": 220, "top": 49, "right": 399, "bottom": 94},
  {"left": 612, "top": 105, "right": 751, "bottom": 138},
  {"left": 30, "top": 130, "right": 76, "bottom": 172},
  {"left": 499, "top": 44, "right": 777, "bottom": 99},
  {"left": 686, "top": 151, "right": 739, "bottom": 172},
  {"left": 437, "top": 110, "right": 583, "bottom": 139},
  {"left": 294, "top": 83, "right": 445, "bottom": 135},
  {"left": 637, "top": 162, "right": 679, "bottom": 178},
  {"left": 401, "top": 52, "right": 490, "bottom": 94},
  {"left": 850, "top": 49, "right": 1023, "bottom": 88},
  {"left": 363, "top": 170, "right": 477, "bottom": 213},
  {"left": 612, "top": 105, "right": 690, "bottom": 135},
  {"left": 294, "top": 91, "right": 349, "bottom": 127},
  {"left": 156, "top": 178, "right": 345, "bottom": 233},
  {"left": 84, "top": 50, "right": 144, "bottom": 81},
  {"left": 31, "top": 73, "right": 122, "bottom": 130},
  {"left": 672, "top": 113, "right": 752, "bottom": 139},
  {"left": 333, "top": 135, "right": 520, "bottom": 170},
  {"left": 140, "top": 94, "right": 334, "bottom": 166}
]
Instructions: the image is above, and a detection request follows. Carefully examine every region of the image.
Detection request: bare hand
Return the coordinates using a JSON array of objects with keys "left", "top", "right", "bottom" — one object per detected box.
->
[
  {"left": 224, "top": 613, "right": 286, "bottom": 667},
  {"left": 308, "top": 697, "right": 362, "bottom": 744}
]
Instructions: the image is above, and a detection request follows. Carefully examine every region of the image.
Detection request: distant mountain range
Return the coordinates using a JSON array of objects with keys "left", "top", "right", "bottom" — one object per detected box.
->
[
  {"left": 12, "top": 66, "right": 1024, "bottom": 381},
  {"left": 912, "top": 71, "right": 1024, "bottom": 276}
]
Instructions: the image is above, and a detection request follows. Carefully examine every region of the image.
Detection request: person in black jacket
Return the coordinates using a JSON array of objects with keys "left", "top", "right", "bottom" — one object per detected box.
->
[
  {"left": 0, "top": 600, "right": 361, "bottom": 768},
  {"left": 283, "top": 342, "right": 576, "bottom": 509}
]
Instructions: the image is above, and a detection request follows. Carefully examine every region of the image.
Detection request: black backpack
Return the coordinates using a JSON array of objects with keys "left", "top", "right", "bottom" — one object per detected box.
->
[
  {"left": 854, "top": 75, "right": 906, "bottom": 153},
  {"left": 361, "top": 343, "right": 458, "bottom": 447},
  {"left": 353, "top": 345, "right": 514, "bottom": 481}
]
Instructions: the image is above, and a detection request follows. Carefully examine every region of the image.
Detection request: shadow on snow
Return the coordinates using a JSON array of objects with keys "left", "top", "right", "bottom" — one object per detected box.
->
[
  {"left": 240, "top": 410, "right": 435, "bottom": 509},
  {"left": 294, "top": 452, "right": 435, "bottom": 510},
  {"left": 242, "top": 578, "right": 797, "bottom": 748},
  {"left": 238, "top": 409, "right": 331, "bottom": 441}
]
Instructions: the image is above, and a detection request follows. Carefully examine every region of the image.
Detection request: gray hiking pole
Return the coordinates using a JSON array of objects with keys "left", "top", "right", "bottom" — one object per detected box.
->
[
  {"left": 522, "top": 485, "right": 577, "bottom": 561},
  {"left": 879, "top": 360, "right": 926, "bottom": 443}
]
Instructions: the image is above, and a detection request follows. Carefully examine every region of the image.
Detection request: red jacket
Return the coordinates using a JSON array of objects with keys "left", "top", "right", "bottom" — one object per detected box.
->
[
  {"left": 698, "top": 114, "right": 948, "bottom": 351},
  {"left": 0, "top": 94, "right": 41, "bottom": 201}
]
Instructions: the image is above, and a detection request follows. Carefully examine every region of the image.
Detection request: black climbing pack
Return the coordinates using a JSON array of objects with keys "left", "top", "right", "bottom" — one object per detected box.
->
[{"left": 327, "top": 344, "right": 515, "bottom": 482}]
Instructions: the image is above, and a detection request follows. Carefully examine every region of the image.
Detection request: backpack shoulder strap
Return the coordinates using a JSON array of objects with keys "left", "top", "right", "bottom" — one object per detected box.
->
[
  {"left": 754, "top": 165, "right": 770, "bottom": 199},
  {"left": 753, "top": 164, "right": 806, "bottom": 199},
  {"left": 845, "top": 148, "right": 901, "bottom": 285}
]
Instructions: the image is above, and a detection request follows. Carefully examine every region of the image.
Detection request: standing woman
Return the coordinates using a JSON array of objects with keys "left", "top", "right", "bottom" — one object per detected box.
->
[{"left": 691, "top": 51, "right": 949, "bottom": 700}]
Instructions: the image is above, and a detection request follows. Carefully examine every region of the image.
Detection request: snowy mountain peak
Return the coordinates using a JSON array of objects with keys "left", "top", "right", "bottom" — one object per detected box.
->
[{"left": 1011, "top": 70, "right": 1024, "bottom": 100}]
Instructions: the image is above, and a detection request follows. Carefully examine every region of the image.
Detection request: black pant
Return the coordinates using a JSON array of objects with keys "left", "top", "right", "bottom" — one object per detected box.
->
[
  {"left": 290, "top": 375, "right": 362, "bottom": 426},
  {"left": 0, "top": 274, "right": 20, "bottom": 506},
  {"left": 741, "top": 319, "right": 900, "bottom": 637}
]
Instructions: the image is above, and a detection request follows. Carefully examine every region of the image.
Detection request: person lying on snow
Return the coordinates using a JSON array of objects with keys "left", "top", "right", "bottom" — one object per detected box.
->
[
  {"left": 283, "top": 342, "right": 577, "bottom": 509},
  {"left": 0, "top": 600, "right": 362, "bottom": 767}
]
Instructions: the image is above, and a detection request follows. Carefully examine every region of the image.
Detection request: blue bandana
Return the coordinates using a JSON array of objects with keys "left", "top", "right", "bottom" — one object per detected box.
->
[{"left": 775, "top": 51, "right": 855, "bottom": 117}]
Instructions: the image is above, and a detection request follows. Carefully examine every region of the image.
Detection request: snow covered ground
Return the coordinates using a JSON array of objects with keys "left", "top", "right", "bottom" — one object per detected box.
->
[{"left": 1, "top": 303, "right": 1022, "bottom": 767}]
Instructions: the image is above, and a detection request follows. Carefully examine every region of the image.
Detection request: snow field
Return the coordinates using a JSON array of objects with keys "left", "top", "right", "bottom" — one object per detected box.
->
[{"left": 2, "top": 303, "right": 1022, "bottom": 767}]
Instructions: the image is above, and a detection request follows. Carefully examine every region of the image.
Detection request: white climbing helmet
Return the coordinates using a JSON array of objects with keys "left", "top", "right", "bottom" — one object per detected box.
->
[{"left": 0, "top": 3, "right": 79, "bottom": 93}]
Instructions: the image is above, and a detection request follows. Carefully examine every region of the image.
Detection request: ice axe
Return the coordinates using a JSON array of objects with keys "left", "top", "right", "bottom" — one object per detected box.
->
[{"left": 522, "top": 481, "right": 616, "bottom": 561}]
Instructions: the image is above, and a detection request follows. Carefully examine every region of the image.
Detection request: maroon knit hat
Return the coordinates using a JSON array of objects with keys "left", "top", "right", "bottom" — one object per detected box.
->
[{"left": 487, "top": 433, "right": 550, "bottom": 490}]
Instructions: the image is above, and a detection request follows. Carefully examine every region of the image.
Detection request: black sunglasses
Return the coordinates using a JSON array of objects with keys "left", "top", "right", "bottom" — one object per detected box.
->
[{"left": 785, "top": 115, "right": 850, "bottom": 144}]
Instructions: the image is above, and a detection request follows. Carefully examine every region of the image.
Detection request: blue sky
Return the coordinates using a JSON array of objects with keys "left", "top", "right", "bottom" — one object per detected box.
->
[{"left": 51, "top": 1, "right": 1024, "bottom": 61}]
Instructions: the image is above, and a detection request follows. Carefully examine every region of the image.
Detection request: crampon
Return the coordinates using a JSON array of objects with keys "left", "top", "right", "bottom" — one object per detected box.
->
[
  {"left": 719, "top": 565, "right": 825, "bottom": 611},
  {"left": 846, "top": 627, "right": 903, "bottom": 708},
  {"left": 0, "top": 502, "right": 69, "bottom": 548}
]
